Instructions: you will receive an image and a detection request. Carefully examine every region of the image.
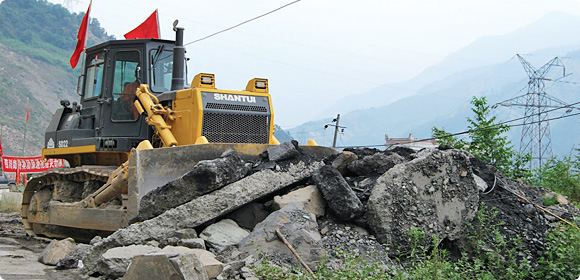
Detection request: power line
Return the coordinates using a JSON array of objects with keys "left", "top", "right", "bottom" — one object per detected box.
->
[
  {"left": 185, "top": 0, "right": 301, "bottom": 46},
  {"left": 555, "top": 80, "right": 580, "bottom": 85},
  {"left": 493, "top": 101, "right": 580, "bottom": 127},
  {"left": 334, "top": 106, "right": 580, "bottom": 149},
  {"left": 291, "top": 101, "right": 579, "bottom": 149}
]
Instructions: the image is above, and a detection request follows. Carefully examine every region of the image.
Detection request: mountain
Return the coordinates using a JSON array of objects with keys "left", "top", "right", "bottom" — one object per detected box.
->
[
  {"left": 290, "top": 13, "right": 580, "bottom": 157},
  {"left": 317, "top": 12, "right": 580, "bottom": 119},
  {"left": 0, "top": 0, "right": 113, "bottom": 156}
]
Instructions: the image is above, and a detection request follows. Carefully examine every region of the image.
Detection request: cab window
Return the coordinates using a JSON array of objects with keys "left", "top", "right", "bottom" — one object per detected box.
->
[
  {"left": 111, "top": 51, "right": 140, "bottom": 121},
  {"left": 83, "top": 53, "right": 105, "bottom": 99},
  {"left": 149, "top": 47, "right": 173, "bottom": 92}
]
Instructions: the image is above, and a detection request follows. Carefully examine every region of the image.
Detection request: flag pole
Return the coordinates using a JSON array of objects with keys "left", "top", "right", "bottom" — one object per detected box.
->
[
  {"left": 75, "top": 1, "right": 91, "bottom": 94},
  {"left": 21, "top": 98, "right": 29, "bottom": 156},
  {"left": 155, "top": 9, "right": 160, "bottom": 38}
]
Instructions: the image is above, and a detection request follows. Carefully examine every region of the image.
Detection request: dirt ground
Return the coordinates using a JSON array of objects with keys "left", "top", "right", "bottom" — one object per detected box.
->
[{"left": 0, "top": 213, "right": 88, "bottom": 280}]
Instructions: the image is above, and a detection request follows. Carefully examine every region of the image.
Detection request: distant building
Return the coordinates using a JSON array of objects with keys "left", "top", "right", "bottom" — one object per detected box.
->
[{"left": 385, "top": 133, "right": 439, "bottom": 151}]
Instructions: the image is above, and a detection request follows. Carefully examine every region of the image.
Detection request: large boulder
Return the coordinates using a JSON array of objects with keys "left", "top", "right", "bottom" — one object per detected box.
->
[
  {"left": 239, "top": 203, "right": 325, "bottom": 270},
  {"left": 138, "top": 150, "right": 250, "bottom": 221},
  {"left": 313, "top": 165, "right": 364, "bottom": 220},
  {"left": 367, "top": 149, "right": 480, "bottom": 256},
  {"left": 38, "top": 237, "right": 76, "bottom": 266}
]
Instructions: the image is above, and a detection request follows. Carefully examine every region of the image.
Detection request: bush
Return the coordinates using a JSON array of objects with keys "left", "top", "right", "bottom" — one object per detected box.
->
[
  {"left": 532, "top": 149, "right": 580, "bottom": 205},
  {"left": 460, "top": 203, "right": 533, "bottom": 280},
  {"left": 535, "top": 222, "right": 580, "bottom": 279}
]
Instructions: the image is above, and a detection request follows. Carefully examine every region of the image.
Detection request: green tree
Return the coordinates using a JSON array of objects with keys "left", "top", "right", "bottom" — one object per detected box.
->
[
  {"left": 466, "top": 96, "right": 511, "bottom": 166},
  {"left": 466, "top": 96, "right": 530, "bottom": 178},
  {"left": 431, "top": 126, "right": 465, "bottom": 149},
  {"left": 434, "top": 96, "right": 531, "bottom": 179}
]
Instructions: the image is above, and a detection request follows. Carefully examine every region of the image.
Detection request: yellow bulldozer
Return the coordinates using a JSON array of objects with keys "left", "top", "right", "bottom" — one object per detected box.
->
[{"left": 22, "top": 23, "right": 334, "bottom": 240}]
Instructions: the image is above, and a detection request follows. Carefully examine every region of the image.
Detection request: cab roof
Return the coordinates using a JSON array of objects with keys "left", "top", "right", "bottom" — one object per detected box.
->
[{"left": 86, "top": 38, "right": 176, "bottom": 53}]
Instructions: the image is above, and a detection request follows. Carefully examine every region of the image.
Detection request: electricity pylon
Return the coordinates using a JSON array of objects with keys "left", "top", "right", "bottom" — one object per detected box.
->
[{"left": 494, "top": 54, "right": 574, "bottom": 170}]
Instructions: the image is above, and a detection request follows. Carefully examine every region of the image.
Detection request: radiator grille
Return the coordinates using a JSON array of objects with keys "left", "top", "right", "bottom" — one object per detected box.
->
[
  {"left": 202, "top": 112, "right": 269, "bottom": 143},
  {"left": 205, "top": 103, "right": 268, "bottom": 113}
]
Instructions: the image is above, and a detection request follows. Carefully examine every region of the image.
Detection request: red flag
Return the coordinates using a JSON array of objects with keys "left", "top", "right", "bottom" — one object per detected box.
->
[
  {"left": 0, "top": 137, "right": 3, "bottom": 157},
  {"left": 124, "top": 9, "right": 160, "bottom": 39},
  {"left": 69, "top": 2, "right": 91, "bottom": 69},
  {"left": 26, "top": 103, "right": 29, "bottom": 123}
]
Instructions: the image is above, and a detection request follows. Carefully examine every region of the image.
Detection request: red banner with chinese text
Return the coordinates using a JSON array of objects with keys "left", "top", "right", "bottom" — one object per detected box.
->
[{"left": 1, "top": 156, "right": 64, "bottom": 173}]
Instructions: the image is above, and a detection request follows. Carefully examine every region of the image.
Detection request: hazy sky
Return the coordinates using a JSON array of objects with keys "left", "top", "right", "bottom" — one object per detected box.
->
[{"left": 49, "top": 0, "right": 580, "bottom": 127}]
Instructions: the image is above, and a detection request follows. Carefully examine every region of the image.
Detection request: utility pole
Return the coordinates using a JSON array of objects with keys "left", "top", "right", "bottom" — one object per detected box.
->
[
  {"left": 324, "top": 114, "right": 346, "bottom": 148},
  {"left": 494, "top": 55, "right": 578, "bottom": 170}
]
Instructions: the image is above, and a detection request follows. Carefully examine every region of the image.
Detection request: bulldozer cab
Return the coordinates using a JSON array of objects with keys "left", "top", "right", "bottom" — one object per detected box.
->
[
  {"left": 42, "top": 39, "right": 180, "bottom": 166},
  {"left": 105, "top": 43, "right": 179, "bottom": 132},
  {"left": 80, "top": 39, "right": 178, "bottom": 138}
]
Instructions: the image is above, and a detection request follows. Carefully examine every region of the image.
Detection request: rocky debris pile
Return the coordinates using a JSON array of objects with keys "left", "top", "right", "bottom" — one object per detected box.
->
[
  {"left": 0, "top": 213, "right": 27, "bottom": 237},
  {"left": 367, "top": 149, "right": 480, "bottom": 256},
  {"left": 137, "top": 150, "right": 250, "bottom": 221},
  {"left": 30, "top": 143, "right": 580, "bottom": 279}
]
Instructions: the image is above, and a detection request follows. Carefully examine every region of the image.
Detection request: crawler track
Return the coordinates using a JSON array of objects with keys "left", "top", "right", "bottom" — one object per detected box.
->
[{"left": 22, "top": 166, "right": 117, "bottom": 240}]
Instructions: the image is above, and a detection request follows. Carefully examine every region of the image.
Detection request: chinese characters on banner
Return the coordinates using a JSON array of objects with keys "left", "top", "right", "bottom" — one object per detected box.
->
[{"left": 1, "top": 156, "right": 64, "bottom": 173}]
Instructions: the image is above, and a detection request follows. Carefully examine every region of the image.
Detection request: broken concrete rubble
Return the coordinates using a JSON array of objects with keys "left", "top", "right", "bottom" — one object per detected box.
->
[
  {"left": 267, "top": 140, "right": 300, "bottom": 162},
  {"left": 346, "top": 152, "right": 405, "bottom": 176},
  {"left": 273, "top": 185, "right": 326, "bottom": 217},
  {"left": 171, "top": 254, "right": 210, "bottom": 280},
  {"left": 137, "top": 150, "right": 250, "bottom": 221},
  {"left": 152, "top": 246, "right": 223, "bottom": 279},
  {"left": 239, "top": 203, "right": 324, "bottom": 270},
  {"left": 313, "top": 165, "right": 365, "bottom": 221},
  {"left": 199, "top": 219, "right": 249, "bottom": 251},
  {"left": 177, "top": 238, "right": 206, "bottom": 250},
  {"left": 31, "top": 144, "right": 578, "bottom": 279},
  {"left": 367, "top": 149, "right": 480, "bottom": 256},
  {"left": 331, "top": 151, "right": 358, "bottom": 174},
  {"left": 99, "top": 245, "right": 161, "bottom": 278},
  {"left": 122, "top": 254, "right": 208, "bottom": 280},
  {"left": 38, "top": 237, "right": 76, "bottom": 265},
  {"left": 173, "top": 228, "right": 198, "bottom": 240},
  {"left": 80, "top": 159, "right": 323, "bottom": 276},
  {"left": 56, "top": 243, "right": 92, "bottom": 270}
]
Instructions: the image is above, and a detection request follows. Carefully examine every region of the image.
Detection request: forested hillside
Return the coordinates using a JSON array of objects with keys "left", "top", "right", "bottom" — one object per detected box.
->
[
  {"left": 0, "top": 0, "right": 112, "bottom": 66},
  {"left": 0, "top": 0, "right": 113, "bottom": 156}
]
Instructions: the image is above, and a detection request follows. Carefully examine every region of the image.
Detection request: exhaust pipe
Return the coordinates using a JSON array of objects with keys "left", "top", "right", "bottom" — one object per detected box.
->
[{"left": 171, "top": 21, "right": 185, "bottom": 91}]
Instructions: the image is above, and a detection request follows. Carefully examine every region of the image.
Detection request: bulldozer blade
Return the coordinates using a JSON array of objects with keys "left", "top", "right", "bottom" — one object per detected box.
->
[{"left": 125, "top": 143, "right": 337, "bottom": 221}]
